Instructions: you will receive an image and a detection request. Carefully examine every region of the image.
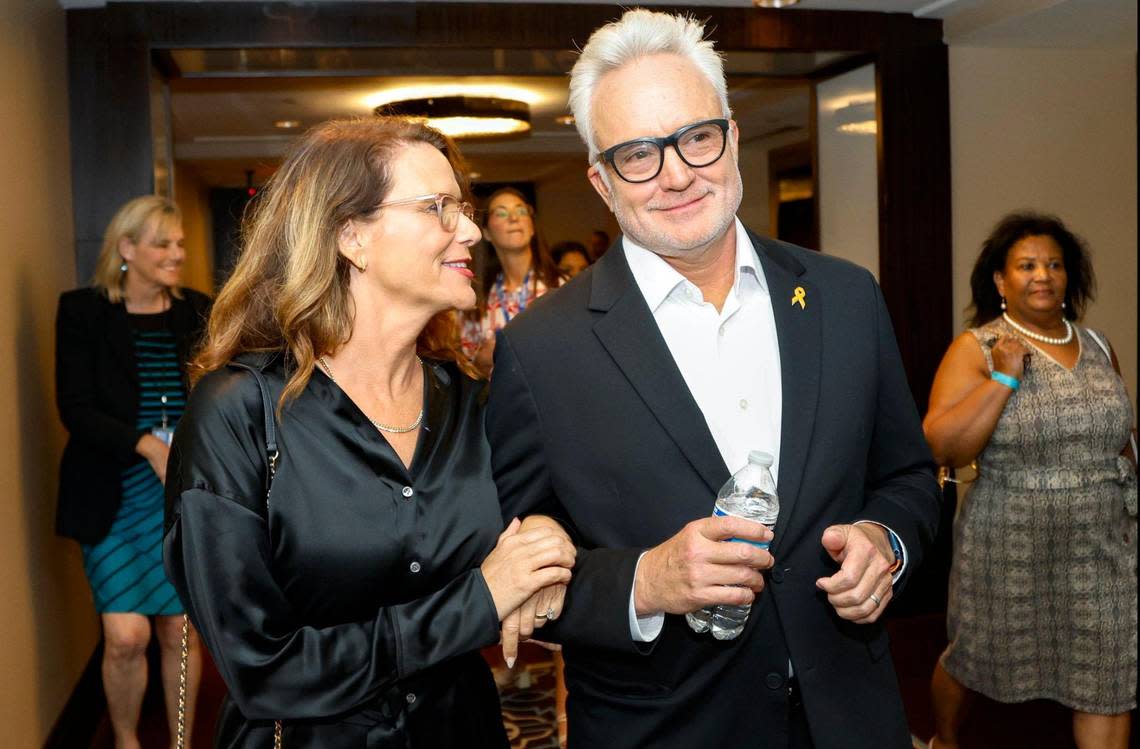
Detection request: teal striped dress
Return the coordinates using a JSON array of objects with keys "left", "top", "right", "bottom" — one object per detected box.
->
[{"left": 81, "top": 312, "right": 186, "bottom": 615}]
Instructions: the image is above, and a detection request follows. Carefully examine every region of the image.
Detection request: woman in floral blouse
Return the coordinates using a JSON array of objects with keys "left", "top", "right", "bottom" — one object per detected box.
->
[{"left": 461, "top": 187, "right": 559, "bottom": 377}]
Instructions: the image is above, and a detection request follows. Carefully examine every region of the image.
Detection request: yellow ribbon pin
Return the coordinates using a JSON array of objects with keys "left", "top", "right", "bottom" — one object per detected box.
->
[{"left": 791, "top": 286, "right": 806, "bottom": 309}]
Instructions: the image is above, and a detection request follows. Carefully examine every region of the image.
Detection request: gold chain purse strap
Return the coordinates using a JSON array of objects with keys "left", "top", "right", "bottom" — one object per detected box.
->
[{"left": 177, "top": 359, "right": 284, "bottom": 748}]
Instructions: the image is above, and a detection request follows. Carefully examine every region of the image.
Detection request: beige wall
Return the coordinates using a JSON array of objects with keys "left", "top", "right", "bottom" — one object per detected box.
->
[
  {"left": 0, "top": 0, "right": 101, "bottom": 745},
  {"left": 174, "top": 163, "right": 217, "bottom": 295},
  {"left": 950, "top": 46, "right": 1137, "bottom": 400}
]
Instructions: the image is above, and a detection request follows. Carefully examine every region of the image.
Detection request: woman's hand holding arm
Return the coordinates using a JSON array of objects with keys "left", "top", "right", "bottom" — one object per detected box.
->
[
  {"left": 924, "top": 333, "right": 1031, "bottom": 467},
  {"left": 479, "top": 517, "right": 575, "bottom": 621},
  {"left": 495, "top": 515, "right": 573, "bottom": 664}
]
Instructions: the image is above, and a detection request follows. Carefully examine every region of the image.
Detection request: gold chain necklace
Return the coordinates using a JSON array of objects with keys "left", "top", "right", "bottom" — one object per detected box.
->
[{"left": 317, "top": 355, "right": 425, "bottom": 434}]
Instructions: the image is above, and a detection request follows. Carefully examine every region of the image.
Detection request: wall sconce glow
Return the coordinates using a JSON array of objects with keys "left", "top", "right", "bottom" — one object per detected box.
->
[
  {"left": 274, "top": 119, "right": 302, "bottom": 129},
  {"left": 554, "top": 114, "right": 576, "bottom": 126},
  {"left": 834, "top": 100, "right": 876, "bottom": 135}
]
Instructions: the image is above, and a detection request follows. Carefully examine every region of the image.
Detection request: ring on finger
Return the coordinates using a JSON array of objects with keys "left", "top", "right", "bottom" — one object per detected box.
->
[
  {"left": 545, "top": 607, "right": 556, "bottom": 620},
  {"left": 869, "top": 592, "right": 882, "bottom": 606},
  {"left": 535, "top": 611, "right": 548, "bottom": 620}
]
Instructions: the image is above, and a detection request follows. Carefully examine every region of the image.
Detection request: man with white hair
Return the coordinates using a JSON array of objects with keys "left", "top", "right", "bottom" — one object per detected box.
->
[{"left": 486, "top": 9, "right": 940, "bottom": 748}]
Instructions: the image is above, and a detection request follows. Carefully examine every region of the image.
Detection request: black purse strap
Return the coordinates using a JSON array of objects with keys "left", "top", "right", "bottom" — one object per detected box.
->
[{"left": 228, "top": 359, "right": 280, "bottom": 485}]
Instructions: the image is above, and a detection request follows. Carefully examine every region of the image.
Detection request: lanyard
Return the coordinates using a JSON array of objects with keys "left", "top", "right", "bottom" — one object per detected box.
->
[{"left": 493, "top": 269, "right": 533, "bottom": 325}]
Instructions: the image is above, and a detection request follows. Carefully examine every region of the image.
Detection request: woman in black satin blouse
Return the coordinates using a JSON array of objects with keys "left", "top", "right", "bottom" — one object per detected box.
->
[{"left": 163, "top": 117, "right": 576, "bottom": 748}]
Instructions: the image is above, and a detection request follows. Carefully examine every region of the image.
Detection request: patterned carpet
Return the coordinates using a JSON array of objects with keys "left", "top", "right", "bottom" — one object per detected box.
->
[{"left": 499, "top": 659, "right": 561, "bottom": 749}]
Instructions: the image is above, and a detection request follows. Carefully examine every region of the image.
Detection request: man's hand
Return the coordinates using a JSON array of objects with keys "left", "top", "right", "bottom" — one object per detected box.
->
[
  {"left": 634, "top": 516, "right": 773, "bottom": 616},
  {"left": 815, "top": 524, "right": 894, "bottom": 624}
]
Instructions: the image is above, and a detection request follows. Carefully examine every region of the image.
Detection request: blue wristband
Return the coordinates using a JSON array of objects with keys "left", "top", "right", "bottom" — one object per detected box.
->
[{"left": 991, "top": 371, "right": 1020, "bottom": 391}]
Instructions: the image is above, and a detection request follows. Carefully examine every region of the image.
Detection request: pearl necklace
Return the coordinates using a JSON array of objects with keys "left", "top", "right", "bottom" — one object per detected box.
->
[
  {"left": 317, "top": 356, "right": 425, "bottom": 434},
  {"left": 1002, "top": 312, "right": 1074, "bottom": 345}
]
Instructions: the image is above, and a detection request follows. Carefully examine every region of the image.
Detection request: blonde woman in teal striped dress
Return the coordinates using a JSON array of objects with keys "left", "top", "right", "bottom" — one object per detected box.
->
[{"left": 55, "top": 196, "right": 211, "bottom": 749}]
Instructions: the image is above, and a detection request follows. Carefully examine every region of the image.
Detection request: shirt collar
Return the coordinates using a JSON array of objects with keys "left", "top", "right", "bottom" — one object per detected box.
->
[{"left": 623, "top": 217, "right": 767, "bottom": 312}]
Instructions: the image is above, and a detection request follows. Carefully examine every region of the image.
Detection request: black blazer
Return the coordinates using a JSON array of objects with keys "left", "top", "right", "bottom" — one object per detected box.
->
[
  {"left": 485, "top": 232, "right": 941, "bottom": 749},
  {"left": 55, "top": 286, "right": 211, "bottom": 543},
  {"left": 164, "top": 354, "right": 509, "bottom": 748}
]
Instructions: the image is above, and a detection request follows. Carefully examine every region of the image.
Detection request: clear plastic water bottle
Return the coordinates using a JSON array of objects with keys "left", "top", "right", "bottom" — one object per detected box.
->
[{"left": 685, "top": 450, "right": 779, "bottom": 641}]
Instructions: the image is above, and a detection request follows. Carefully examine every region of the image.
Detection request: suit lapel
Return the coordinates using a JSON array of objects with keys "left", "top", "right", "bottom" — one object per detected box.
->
[
  {"left": 750, "top": 233, "right": 821, "bottom": 553},
  {"left": 589, "top": 249, "right": 728, "bottom": 497}
]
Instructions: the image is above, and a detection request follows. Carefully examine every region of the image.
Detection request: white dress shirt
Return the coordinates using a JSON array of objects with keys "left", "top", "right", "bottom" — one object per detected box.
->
[
  {"left": 623, "top": 219, "right": 781, "bottom": 640},
  {"left": 621, "top": 219, "right": 906, "bottom": 642}
]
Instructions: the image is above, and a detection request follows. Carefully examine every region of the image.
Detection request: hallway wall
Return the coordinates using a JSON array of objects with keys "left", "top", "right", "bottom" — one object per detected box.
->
[
  {"left": 950, "top": 46, "right": 1137, "bottom": 401},
  {"left": 0, "top": 0, "right": 100, "bottom": 745}
]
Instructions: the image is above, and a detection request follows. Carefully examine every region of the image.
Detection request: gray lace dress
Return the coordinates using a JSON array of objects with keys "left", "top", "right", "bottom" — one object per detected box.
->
[{"left": 942, "top": 319, "right": 1137, "bottom": 713}]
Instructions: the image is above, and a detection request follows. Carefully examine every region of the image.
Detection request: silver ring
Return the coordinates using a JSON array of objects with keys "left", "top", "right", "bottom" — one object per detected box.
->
[
  {"left": 546, "top": 607, "right": 556, "bottom": 620},
  {"left": 869, "top": 593, "right": 882, "bottom": 606}
]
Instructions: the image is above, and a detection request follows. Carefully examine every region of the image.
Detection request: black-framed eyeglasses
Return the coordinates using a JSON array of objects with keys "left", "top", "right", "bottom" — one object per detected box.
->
[
  {"left": 595, "top": 119, "right": 730, "bottom": 184},
  {"left": 376, "top": 193, "right": 475, "bottom": 232}
]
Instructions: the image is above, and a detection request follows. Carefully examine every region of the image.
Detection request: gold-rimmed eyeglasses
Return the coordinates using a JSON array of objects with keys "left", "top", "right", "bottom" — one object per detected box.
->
[{"left": 376, "top": 193, "right": 476, "bottom": 232}]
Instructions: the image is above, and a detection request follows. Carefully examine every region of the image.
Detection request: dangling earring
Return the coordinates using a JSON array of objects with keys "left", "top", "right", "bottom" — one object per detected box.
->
[
  {"left": 120, "top": 260, "right": 128, "bottom": 273},
  {"left": 1061, "top": 300, "right": 1067, "bottom": 309},
  {"left": 355, "top": 254, "right": 368, "bottom": 272},
  {"left": 1000, "top": 296, "right": 1006, "bottom": 311}
]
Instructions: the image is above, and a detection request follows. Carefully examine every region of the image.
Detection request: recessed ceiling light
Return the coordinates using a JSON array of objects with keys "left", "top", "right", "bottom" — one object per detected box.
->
[
  {"left": 753, "top": 0, "right": 800, "bottom": 7},
  {"left": 274, "top": 119, "right": 301, "bottom": 129},
  {"left": 377, "top": 97, "right": 531, "bottom": 139},
  {"left": 554, "top": 115, "right": 575, "bottom": 126}
]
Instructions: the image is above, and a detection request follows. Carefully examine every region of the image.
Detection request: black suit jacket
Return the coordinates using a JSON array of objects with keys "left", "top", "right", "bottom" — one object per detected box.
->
[
  {"left": 485, "top": 232, "right": 940, "bottom": 749},
  {"left": 55, "top": 286, "right": 211, "bottom": 543}
]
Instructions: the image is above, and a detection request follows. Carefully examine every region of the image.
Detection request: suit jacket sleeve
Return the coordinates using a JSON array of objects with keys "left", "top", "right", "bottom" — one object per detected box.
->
[
  {"left": 856, "top": 275, "right": 941, "bottom": 591},
  {"left": 163, "top": 370, "right": 501, "bottom": 721},
  {"left": 487, "top": 332, "right": 652, "bottom": 655},
  {"left": 55, "top": 292, "right": 145, "bottom": 462}
]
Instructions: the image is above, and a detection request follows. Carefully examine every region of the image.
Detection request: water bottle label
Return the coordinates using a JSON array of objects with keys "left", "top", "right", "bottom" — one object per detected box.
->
[{"left": 712, "top": 507, "right": 770, "bottom": 549}]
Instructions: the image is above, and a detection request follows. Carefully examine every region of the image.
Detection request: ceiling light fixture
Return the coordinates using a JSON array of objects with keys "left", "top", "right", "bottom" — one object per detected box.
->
[
  {"left": 274, "top": 119, "right": 301, "bottom": 129},
  {"left": 752, "top": 0, "right": 800, "bottom": 7},
  {"left": 376, "top": 96, "right": 531, "bottom": 138},
  {"left": 834, "top": 100, "right": 876, "bottom": 135},
  {"left": 554, "top": 114, "right": 576, "bottom": 126}
]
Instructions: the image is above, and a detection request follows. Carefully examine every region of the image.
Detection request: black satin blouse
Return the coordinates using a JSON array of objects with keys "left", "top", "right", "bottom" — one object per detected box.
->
[{"left": 163, "top": 353, "right": 509, "bottom": 748}]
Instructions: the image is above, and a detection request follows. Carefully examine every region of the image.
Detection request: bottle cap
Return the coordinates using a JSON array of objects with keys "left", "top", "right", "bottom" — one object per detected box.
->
[{"left": 748, "top": 450, "right": 774, "bottom": 467}]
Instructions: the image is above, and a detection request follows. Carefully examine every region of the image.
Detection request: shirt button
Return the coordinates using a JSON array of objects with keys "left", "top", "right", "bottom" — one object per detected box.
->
[
  {"left": 401, "top": 486, "right": 414, "bottom": 499},
  {"left": 409, "top": 561, "right": 421, "bottom": 573},
  {"left": 765, "top": 672, "right": 785, "bottom": 690},
  {"left": 739, "top": 399, "right": 749, "bottom": 410},
  {"left": 405, "top": 692, "right": 416, "bottom": 705}
]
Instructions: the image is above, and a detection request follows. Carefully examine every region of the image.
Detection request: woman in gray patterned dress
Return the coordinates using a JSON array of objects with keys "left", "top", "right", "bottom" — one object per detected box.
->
[{"left": 924, "top": 212, "right": 1136, "bottom": 749}]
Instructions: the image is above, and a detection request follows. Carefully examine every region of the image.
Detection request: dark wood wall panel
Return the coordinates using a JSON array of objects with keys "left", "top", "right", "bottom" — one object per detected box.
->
[
  {"left": 66, "top": 1, "right": 952, "bottom": 404},
  {"left": 876, "top": 39, "right": 953, "bottom": 412}
]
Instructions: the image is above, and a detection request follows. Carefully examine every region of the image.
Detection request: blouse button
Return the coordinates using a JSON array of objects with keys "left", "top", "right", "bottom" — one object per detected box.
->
[
  {"left": 409, "top": 561, "right": 422, "bottom": 573},
  {"left": 405, "top": 692, "right": 416, "bottom": 705},
  {"left": 402, "top": 486, "right": 414, "bottom": 499}
]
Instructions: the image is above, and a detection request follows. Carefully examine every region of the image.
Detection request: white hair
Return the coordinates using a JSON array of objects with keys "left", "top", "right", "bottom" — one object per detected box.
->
[{"left": 568, "top": 9, "right": 731, "bottom": 163}]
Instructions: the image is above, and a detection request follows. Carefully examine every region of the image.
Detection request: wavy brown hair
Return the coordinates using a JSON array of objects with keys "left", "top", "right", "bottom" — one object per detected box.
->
[{"left": 193, "top": 117, "right": 476, "bottom": 409}]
